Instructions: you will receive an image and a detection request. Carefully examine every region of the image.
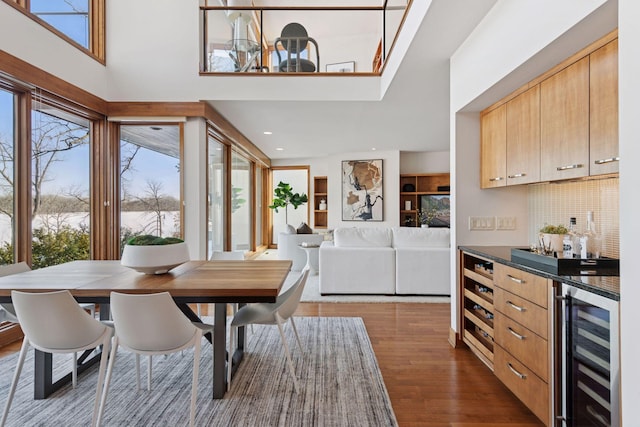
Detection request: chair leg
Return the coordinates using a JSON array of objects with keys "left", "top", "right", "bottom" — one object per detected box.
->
[
  {"left": 97, "top": 337, "right": 119, "bottom": 427},
  {"left": 227, "top": 325, "right": 235, "bottom": 391},
  {"left": 275, "top": 313, "right": 299, "bottom": 393},
  {"left": 1, "top": 339, "right": 29, "bottom": 427},
  {"left": 190, "top": 332, "right": 202, "bottom": 427},
  {"left": 72, "top": 352, "right": 78, "bottom": 388},
  {"left": 135, "top": 354, "right": 141, "bottom": 391},
  {"left": 91, "top": 336, "right": 111, "bottom": 427},
  {"left": 289, "top": 316, "right": 303, "bottom": 353},
  {"left": 147, "top": 355, "right": 152, "bottom": 391}
]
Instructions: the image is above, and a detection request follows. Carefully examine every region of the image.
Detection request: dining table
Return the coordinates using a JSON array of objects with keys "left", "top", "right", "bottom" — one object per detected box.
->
[{"left": 0, "top": 259, "right": 292, "bottom": 399}]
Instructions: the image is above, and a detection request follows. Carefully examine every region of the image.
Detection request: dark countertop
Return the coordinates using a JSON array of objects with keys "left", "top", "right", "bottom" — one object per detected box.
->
[{"left": 458, "top": 245, "right": 620, "bottom": 301}]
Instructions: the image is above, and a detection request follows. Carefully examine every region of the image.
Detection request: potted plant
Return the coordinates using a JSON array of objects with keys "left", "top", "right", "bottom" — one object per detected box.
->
[
  {"left": 418, "top": 208, "right": 437, "bottom": 228},
  {"left": 538, "top": 224, "right": 569, "bottom": 254},
  {"left": 268, "top": 181, "right": 308, "bottom": 225},
  {"left": 121, "top": 235, "right": 190, "bottom": 274}
]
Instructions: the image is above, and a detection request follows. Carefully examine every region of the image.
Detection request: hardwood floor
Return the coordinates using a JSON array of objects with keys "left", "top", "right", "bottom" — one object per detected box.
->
[
  {"left": 296, "top": 302, "right": 544, "bottom": 427},
  {"left": 0, "top": 302, "right": 544, "bottom": 427}
]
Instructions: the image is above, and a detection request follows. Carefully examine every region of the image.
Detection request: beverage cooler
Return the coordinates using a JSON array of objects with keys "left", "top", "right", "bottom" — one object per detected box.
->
[{"left": 557, "top": 284, "right": 619, "bottom": 427}]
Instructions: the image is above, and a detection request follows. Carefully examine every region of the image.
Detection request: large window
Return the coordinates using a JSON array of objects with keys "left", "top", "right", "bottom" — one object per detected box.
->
[
  {"left": 4, "top": 0, "right": 105, "bottom": 60},
  {"left": 119, "top": 124, "right": 182, "bottom": 252},
  {"left": 0, "top": 90, "right": 15, "bottom": 264},
  {"left": 31, "top": 103, "right": 91, "bottom": 267},
  {"left": 231, "top": 150, "right": 251, "bottom": 252},
  {"left": 207, "top": 133, "right": 226, "bottom": 257}
]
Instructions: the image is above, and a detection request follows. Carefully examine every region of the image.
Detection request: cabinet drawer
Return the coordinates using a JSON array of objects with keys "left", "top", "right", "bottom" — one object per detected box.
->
[
  {"left": 494, "top": 312, "right": 548, "bottom": 381},
  {"left": 494, "top": 287, "right": 548, "bottom": 339},
  {"left": 495, "top": 346, "right": 550, "bottom": 425},
  {"left": 494, "top": 263, "right": 549, "bottom": 308}
]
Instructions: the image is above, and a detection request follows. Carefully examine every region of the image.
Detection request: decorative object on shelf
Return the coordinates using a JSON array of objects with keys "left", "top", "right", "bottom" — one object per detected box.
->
[
  {"left": 268, "top": 181, "right": 308, "bottom": 225},
  {"left": 404, "top": 200, "right": 411, "bottom": 211},
  {"left": 538, "top": 224, "right": 569, "bottom": 255},
  {"left": 326, "top": 61, "right": 355, "bottom": 72},
  {"left": 319, "top": 199, "right": 327, "bottom": 210},
  {"left": 420, "top": 194, "right": 451, "bottom": 227},
  {"left": 121, "top": 235, "right": 189, "bottom": 274},
  {"left": 341, "top": 159, "right": 383, "bottom": 221},
  {"left": 418, "top": 207, "right": 437, "bottom": 228},
  {"left": 402, "top": 183, "right": 415, "bottom": 192}
]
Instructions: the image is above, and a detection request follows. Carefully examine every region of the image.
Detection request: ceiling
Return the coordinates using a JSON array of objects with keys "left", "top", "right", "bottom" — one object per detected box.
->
[{"left": 208, "top": 0, "right": 498, "bottom": 160}]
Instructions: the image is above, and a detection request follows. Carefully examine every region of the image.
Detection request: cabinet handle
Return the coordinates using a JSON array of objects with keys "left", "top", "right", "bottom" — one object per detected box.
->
[
  {"left": 507, "top": 327, "right": 526, "bottom": 340},
  {"left": 594, "top": 156, "right": 620, "bottom": 165},
  {"left": 507, "top": 173, "right": 526, "bottom": 179},
  {"left": 488, "top": 177, "right": 504, "bottom": 182},
  {"left": 506, "top": 300, "right": 526, "bottom": 312},
  {"left": 507, "top": 274, "right": 525, "bottom": 284},
  {"left": 556, "top": 164, "right": 584, "bottom": 171},
  {"left": 507, "top": 363, "right": 527, "bottom": 379}
]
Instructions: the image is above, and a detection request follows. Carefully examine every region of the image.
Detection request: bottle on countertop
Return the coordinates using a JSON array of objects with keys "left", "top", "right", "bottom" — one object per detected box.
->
[
  {"left": 580, "top": 211, "right": 602, "bottom": 258},
  {"left": 563, "top": 217, "right": 578, "bottom": 258}
]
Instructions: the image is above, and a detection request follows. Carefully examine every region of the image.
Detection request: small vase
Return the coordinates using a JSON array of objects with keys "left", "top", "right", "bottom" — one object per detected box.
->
[
  {"left": 319, "top": 199, "right": 327, "bottom": 210},
  {"left": 421, "top": 224, "right": 429, "bottom": 228}
]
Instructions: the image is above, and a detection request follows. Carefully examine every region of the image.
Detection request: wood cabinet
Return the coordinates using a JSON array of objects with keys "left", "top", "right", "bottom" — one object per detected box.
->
[
  {"left": 460, "top": 251, "right": 495, "bottom": 369},
  {"left": 399, "top": 173, "right": 449, "bottom": 227},
  {"left": 590, "top": 39, "right": 619, "bottom": 175},
  {"left": 540, "top": 56, "right": 590, "bottom": 181},
  {"left": 480, "top": 105, "right": 506, "bottom": 188},
  {"left": 313, "top": 176, "right": 327, "bottom": 229},
  {"left": 506, "top": 85, "right": 540, "bottom": 185},
  {"left": 493, "top": 263, "right": 552, "bottom": 425}
]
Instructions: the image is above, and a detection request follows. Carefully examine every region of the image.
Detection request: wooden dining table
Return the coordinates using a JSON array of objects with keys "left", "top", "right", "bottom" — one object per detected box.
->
[{"left": 0, "top": 259, "right": 292, "bottom": 399}]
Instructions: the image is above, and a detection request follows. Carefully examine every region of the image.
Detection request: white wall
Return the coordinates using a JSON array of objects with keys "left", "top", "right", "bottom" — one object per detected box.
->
[
  {"left": 618, "top": 0, "right": 640, "bottom": 422},
  {"left": 183, "top": 118, "right": 208, "bottom": 260},
  {"left": 400, "top": 150, "right": 449, "bottom": 174},
  {"left": 0, "top": 2, "right": 108, "bottom": 99}
]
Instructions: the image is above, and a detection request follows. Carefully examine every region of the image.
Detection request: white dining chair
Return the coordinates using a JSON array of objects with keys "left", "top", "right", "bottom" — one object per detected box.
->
[
  {"left": 98, "top": 291, "right": 214, "bottom": 427},
  {"left": 227, "top": 268, "right": 309, "bottom": 392},
  {"left": 1, "top": 290, "right": 113, "bottom": 427}
]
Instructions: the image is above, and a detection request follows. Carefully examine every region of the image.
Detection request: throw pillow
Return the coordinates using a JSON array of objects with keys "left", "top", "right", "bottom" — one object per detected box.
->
[
  {"left": 296, "top": 222, "right": 313, "bottom": 234},
  {"left": 285, "top": 224, "right": 296, "bottom": 234}
]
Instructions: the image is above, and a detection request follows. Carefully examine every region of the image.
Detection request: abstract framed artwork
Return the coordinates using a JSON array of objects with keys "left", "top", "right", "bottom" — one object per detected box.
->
[{"left": 341, "top": 159, "right": 383, "bottom": 221}]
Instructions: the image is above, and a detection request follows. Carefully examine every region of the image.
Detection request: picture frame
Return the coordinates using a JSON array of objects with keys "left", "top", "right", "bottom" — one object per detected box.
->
[
  {"left": 326, "top": 61, "right": 355, "bottom": 73},
  {"left": 341, "top": 159, "right": 383, "bottom": 221}
]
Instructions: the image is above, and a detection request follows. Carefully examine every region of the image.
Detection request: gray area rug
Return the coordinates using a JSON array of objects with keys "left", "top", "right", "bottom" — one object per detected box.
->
[{"left": 0, "top": 317, "right": 398, "bottom": 427}]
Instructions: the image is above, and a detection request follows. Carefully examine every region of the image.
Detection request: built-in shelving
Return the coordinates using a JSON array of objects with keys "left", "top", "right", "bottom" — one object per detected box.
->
[
  {"left": 313, "top": 176, "right": 327, "bottom": 229},
  {"left": 460, "top": 251, "right": 495, "bottom": 369},
  {"left": 399, "top": 173, "right": 450, "bottom": 227}
]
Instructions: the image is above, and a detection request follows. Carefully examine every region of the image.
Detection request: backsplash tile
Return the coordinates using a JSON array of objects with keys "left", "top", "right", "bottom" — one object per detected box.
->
[{"left": 528, "top": 177, "right": 619, "bottom": 258}]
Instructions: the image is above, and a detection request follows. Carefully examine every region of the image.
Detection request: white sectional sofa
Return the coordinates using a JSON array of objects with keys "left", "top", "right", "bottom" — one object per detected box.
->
[{"left": 319, "top": 226, "right": 450, "bottom": 295}]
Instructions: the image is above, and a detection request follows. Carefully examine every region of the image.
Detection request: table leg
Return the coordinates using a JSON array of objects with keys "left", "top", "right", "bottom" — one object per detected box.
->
[
  {"left": 213, "top": 303, "right": 227, "bottom": 398},
  {"left": 34, "top": 348, "right": 102, "bottom": 399}
]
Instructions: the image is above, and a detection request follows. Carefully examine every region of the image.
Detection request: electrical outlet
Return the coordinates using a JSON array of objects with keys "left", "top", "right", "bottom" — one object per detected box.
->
[
  {"left": 496, "top": 216, "right": 516, "bottom": 230},
  {"left": 469, "top": 216, "right": 495, "bottom": 230}
]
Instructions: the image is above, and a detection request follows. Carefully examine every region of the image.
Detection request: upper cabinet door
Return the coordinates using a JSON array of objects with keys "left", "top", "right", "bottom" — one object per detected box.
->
[
  {"left": 480, "top": 104, "right": 507, "bottom": 188},
  {"left": 590, "top": 39, "right": 619, "bottom": 175},
  {"left": 540, "top": 57, "right": 590, "bottom": 181},
  {"left": 506, "top": 85, "right": 540, "bottom": 185}
]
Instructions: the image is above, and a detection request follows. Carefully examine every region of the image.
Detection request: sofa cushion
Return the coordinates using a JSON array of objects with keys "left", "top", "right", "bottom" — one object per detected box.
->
[
  {"left": 284, "top": 224, "right": 296, "bottom": 234},
  {"left": 392, "top": 227, "right": 450, "bottom": 248},
  {"left": 333, "top": 227, "right": 392, "bottom": 248},
  {"left": 296, "top": 222, "right": 313, "bottom": 234}
]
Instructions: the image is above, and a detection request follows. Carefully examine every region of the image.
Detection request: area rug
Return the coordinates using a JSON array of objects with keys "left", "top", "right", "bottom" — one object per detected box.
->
[{"left": 0, "top": 317, "right": 398, "bottom": 427}]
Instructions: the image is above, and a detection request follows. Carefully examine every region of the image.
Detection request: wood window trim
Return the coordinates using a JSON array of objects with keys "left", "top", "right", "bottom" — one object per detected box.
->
[{"left": 2, "top": 0, "right": 106, "bottom": 64}]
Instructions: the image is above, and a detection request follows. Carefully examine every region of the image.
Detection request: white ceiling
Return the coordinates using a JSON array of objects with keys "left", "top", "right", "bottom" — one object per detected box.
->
[{"left": 208, "top": 0, "right": 498, "bottom": 160}]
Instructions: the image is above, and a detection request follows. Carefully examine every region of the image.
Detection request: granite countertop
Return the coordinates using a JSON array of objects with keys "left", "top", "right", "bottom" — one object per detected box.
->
[{"left": 458, "top": 245, "right": 620, "bottom": 301}]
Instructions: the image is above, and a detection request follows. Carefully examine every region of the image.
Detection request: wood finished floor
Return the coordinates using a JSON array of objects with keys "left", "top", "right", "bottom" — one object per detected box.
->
[{"left": 0, "top": 302, "right": 544, "bottom": 427}]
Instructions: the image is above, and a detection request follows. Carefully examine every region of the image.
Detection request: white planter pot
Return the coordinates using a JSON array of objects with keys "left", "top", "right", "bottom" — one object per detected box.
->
[
  {"left": 540, "top": 233, "right": 565, "bottom": 254},
  {"left": 121, "top": 242, "right": 190, "bottom": 274}
]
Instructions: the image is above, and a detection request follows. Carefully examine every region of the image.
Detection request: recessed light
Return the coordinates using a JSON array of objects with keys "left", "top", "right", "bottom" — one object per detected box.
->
[
  {"left": 276, "top": 147, "right": 284, "bottom": 151},
  {"left": 263, "top": 131, "right": 273, "bottom": 135},
  {"left": 150, "top": 126, "right": 163, "bottom": 131},
  {"left": 371, "top": 147, "right": 377, "bottom": 151}
]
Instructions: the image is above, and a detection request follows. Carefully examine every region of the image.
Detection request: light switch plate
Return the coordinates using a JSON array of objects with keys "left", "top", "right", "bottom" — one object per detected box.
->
[
  {"left": 496, "top": 216, "right": 516, "bottom": 230},
  {"left": 469, "top": 216, "right": 495, "bottom": 230}
]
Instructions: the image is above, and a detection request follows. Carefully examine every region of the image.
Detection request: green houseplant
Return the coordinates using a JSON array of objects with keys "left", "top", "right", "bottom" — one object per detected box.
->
[{"left": 268, "top": 181, "right": 308, "bottom": 225}]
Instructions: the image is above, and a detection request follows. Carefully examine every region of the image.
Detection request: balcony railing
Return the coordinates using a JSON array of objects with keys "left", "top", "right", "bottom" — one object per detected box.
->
[{"left": 199, "top": 2, "right": 410, "bottom": 74}]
